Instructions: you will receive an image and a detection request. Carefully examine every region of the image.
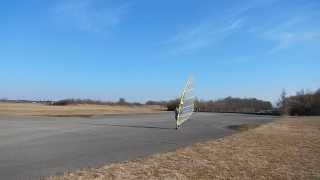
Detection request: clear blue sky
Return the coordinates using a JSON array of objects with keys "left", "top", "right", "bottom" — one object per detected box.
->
[{"left": 1, "top": 0, "right": 319, "bottom": 103}]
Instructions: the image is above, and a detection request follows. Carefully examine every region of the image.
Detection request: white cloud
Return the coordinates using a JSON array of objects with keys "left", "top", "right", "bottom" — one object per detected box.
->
[
  {"left": 163, "top": 0, "right": 276, "bottom": 54},
  {"left": 262, "top": 17, "right": 320, "bottom": 53},
  {"left": 163, "top": 0, "right": 320, "bottom": 55},
  {"left": 52, "top": 0, "right": 130, "bottom": 33},
  {"left": 165, "top": 18, "right": 245, "bottom": 54},
  {"left": 268, "top": 32, "right": 320, "bottom": 53}
]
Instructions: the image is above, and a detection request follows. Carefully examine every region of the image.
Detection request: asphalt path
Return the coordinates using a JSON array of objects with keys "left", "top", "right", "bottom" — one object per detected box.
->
[{"left": 0, "top": 112, "right": 275, "bottom": 180}]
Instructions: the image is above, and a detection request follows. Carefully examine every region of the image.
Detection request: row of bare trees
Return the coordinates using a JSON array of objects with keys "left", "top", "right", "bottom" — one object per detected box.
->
[
  {"left": 194, "top": 97, "right": 272, "bottom": 113},
  {"left": 278, "top": 89, "right": 320, "bottom": 116},
  {"left": 147, "top": 97, "right": 273, "bottom": 113},
  {"left": 3, "top": 88, "right": 319, "bottom": 116},
  {"left": 51, "top": 98, "right": 142, "bottom": 106}
]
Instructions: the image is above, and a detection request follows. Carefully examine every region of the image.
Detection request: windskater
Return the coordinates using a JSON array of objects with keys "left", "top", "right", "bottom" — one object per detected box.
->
[{"left": 175, "top": 107, "right": 179, "bottom": 129}]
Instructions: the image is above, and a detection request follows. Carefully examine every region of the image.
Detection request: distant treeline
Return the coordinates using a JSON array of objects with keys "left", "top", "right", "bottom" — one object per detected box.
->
[
  {"left": 3, "top": 88, "right": 319, "bottom": 116},
  {"left": 194, "top": 97, "right": 273, "bottom": 113},
  {"left": 0, "top": 99, "right": 52, "bottom": 104},
  {"left": 278, "top": 89, "right": 320, "bottom": 116},
  {"left": 147, "top": 97, "right": 273, "bottom": 114},
  {"left": 51, "top": 98, "right": 143, "bottom": 106},
  {"left": 146, "top": 99, "right": 179, "bottom": 111},
  {"left": 0, "top": 98, "right": 143, "bottom": 106}
]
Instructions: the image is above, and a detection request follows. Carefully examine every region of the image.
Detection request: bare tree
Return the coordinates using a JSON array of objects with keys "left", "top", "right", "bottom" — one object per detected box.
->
[{"left": 277, "top": 89, "right": 287, "bottom": 114}]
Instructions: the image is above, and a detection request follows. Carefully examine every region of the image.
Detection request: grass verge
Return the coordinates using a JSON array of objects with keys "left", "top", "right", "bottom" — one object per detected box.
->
[
  {"left": 0, "top": 102, "right": 165, "bottom": 117},
  {"left": 48, "top": 116, "right": 320, "bottom": 180}
]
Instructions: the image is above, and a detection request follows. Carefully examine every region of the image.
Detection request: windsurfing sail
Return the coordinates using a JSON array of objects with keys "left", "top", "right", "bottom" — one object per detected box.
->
[{"left": 176, "top": 77, "right": 195, "bottom": 127}]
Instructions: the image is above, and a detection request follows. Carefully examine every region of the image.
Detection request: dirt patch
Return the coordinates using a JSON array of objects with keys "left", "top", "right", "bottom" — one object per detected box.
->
[
  {"left": 48, "top": 116, "right": 320, "bottom": 180},
  {"left": 227, "top": 123, "right": 261, "bottom": 131}
]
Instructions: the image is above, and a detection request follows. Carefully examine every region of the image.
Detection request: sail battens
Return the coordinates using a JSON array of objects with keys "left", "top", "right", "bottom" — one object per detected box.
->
[{"left": 176, "top": 77, "right": 195, "bottom": 127}]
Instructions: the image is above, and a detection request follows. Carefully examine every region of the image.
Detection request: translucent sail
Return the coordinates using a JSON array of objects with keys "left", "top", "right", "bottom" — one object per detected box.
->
[{"left": 177, "top": 77, "right": 195, "bottom": 127}]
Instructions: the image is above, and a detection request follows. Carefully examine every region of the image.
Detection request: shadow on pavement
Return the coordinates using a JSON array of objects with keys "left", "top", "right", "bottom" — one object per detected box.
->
[
  {"left": 94, "top": 124, "right": 175, "bottom": 130},
  {"left": 108, "top": 124, "right": 174, "bottom": 130}
]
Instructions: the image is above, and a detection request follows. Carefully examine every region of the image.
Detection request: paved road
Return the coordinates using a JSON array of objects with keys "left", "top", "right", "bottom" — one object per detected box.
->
[{"left": 0, "top": 112, "right": 275, "bottom": 180}]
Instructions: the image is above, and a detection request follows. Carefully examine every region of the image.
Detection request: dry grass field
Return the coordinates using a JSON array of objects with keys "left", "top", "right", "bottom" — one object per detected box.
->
[
  {"left": 48, "top": 116, "right": 320, "bottom": 180},
  {"left": 0, "top": 102, "right": 165, "bottom": 117}
]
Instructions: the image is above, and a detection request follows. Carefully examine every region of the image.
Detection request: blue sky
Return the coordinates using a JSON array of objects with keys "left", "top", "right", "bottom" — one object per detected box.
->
[{"left": 0, "top": 0, "right": 319, "bottom": 103}]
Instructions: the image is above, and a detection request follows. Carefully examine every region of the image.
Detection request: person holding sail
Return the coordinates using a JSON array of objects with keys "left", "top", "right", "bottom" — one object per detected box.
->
[
  {"left": 175, "top": 76, "right": 195, "bottom": 130},
  {"left": 174, "top": 107, "right": 179, "bottom": 129}
]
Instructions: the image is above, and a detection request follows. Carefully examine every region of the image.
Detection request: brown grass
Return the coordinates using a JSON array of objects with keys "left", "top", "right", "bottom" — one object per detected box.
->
[
  {"left": 0, "top": 102, "right": 165, "bottom": 117},
  {"left": 48, "top": 116, "right": 320, "bottom": 180}
]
